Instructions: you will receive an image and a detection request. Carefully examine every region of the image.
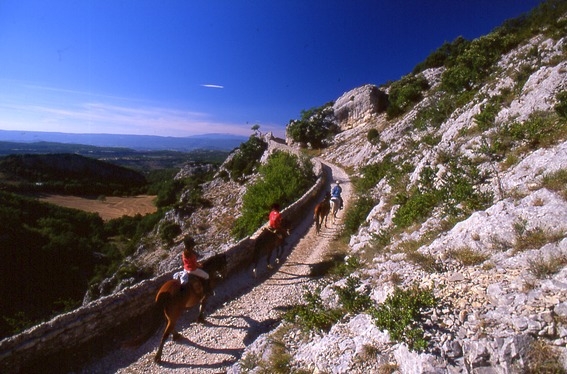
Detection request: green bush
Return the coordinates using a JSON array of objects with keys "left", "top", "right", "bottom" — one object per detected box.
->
[
  {"left": 224, "top": 136, "right": 267, "bottom": 183},
  {"left": 334, "top": 276, "right": 373, "bottom": 314},
  {"left": 440, "top": 157, "right": 493, "bottom": 218},
  {"left": 386, "top": 74, "right": 430, "bottom": 119},
  {"left": 342, "top": 195, "right": 375, "bottom": 236},
  {"left": 542, "top": 169, "right": 567, "bottom": 199},
  {"left": 412, "top": 36, "right": 470, "bottom": 74},
  {"left": 369, "top": 284, "right": 436, "bottom": 351},
  {"left": 554, "top": 91, "right": 567, "bottom": 120},
  {"left": 473, "top": 96, "right": 503, "bottom": 132},
  {"left": 393, "top": 189, "right": 440, "bottom": 229},
  {"left": 355, "top": 155, "right": 413, "bottom": 194},
  {"left": 284, "top": 277, "right": 372, "bottom": 333},
  {"left": 414, "top": 94, "right": 457, "bottom": 130},
  {"left": 392, "top": 157, "right": 492, "bottom": 228},
  {"left": 508, "top": 111, "right": 567, "bottom": 149},
  {"left": 367, "top": 128, "right": 380, "bottom": 145},
  {"left": 232, "top": 151, "right": 315, "bottom": 239},
  {"left": 286, "top": 102, "right": 340, "bottom": 149},
  {"left": 160, "top": 220, "right": 181, "bottom": 244},
  {"left": 283, "top": 286, "right": 343, "bottom": 332}
]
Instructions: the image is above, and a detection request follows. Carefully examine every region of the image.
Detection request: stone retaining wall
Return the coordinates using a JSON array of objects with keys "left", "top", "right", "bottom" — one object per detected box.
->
[{"left": 0, "top": 151, "right": 326, "bottom": 373}]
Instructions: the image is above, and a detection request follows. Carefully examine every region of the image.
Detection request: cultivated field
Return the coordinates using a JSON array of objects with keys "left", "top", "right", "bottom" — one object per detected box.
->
[{"left": 38, "top": 194, "right": 157, "bottom": 221}]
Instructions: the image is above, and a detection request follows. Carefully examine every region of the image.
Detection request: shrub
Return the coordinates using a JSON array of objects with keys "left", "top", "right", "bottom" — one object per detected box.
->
[
  {"left": 524, "top": 339, "right": 565, "bottom": 373},
  {"left": 369, "top": 283, "right": 436, "bottom": 351},
  {"left": 286, "top": 102, "right": 340, "bottom": 149},
  {"left": 513, "top": 219, "right": 565, "bottom": 253},
  {"left": 473, "top": 97, "right": 503, "bottom": 133},
  {"left": 342, "top": 195, "right": 375, "bottom": 236},
  {"left": 386, "top": 74, "right": 430, "bottom": 119},
  {"left": 542, "top": 169, "right": 567, "bottom": 199},
  {"left": 232, "top": 151, "right": 315, "bottom": 239},
  {"left": 554, "top": 90, "right": 567, "bottom": 120},
  {"left": 309, "top": 251, "right": 360, "bottom": 278},
  {"left": 284, "top": 277, "right": 373, "bottom": 333},
  {"left": 412, "top": 36, "right": 470, "bottom": 74},
  {"left": 414, "top": 94, "right": 457, "bottom": 130},
  {"left": 393, "top": 188, "right": 439, "bottom": 229},
  {"left": 160, "top": 220, "right": 181, "bottom": 244},
  {"left": 355, "top": 155, "right": 413, "bottom": 194},
  {"left": 507, "top": 111, "right": 567, "bottom": 149},
  {"left": 224, "top": 136, "right": 267, "bottom": 183},
  {"left": 283, "top": 286, "right": 343, "bottom": 332},
  {"left": 334, "top": 276, "right": 373, "bottom": 314},
  {"left": 528, "top": 254, "right": 567, "bottom": 279},
  {"left": 367, "top": 128, "right": 380, "bottom": 145},
  {"left": 447, "top": 247, "right": 489, "bottom": 266},
  {"left": 440, "top": 156, "right": 493, "bottom": 218}
]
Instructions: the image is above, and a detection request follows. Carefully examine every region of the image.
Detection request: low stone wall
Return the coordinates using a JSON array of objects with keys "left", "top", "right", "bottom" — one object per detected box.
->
[{"left": 0, "top": 154, "right": 326, "bottom": 373}]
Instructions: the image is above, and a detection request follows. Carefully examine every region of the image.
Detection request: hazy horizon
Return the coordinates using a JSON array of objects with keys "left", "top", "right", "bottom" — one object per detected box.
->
[{"left": 0, "top": 1, "right": 544, "bottom": 138}]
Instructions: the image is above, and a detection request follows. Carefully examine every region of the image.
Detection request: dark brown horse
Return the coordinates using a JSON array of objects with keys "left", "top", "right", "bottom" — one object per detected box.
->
[
  {"left": 252, "top": 224, "right": 289, "bottom": 278},
  {"left": 153, "top": 256, "right": 225, "bottom": 363},
  {"left": 314, "top": 192, "right": 331, "bottom": 233}
]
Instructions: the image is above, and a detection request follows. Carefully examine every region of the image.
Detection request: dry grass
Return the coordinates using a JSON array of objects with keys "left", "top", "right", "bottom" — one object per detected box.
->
[
  {"left": 447, "top": 247, "right": 489, "bottom": 266},
  {"left": 528, "top": 254, "right": 567, "bottom": 279},
  {"left": 38, "top": 194, "right": 157, "bottom": 221},
  {"left": 524, "top": 339, "right": 565, "bottom": 373}
]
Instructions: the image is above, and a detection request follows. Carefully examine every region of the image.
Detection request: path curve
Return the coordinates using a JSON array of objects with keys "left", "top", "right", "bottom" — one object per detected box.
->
[{"left": 81, "top": 160, "right": 351, "bottom": 373}]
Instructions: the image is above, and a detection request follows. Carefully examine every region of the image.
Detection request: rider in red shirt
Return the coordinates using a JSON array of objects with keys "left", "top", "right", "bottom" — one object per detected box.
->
[
  {"left": 267, "top": 203, "right": 286, "bottom": 240},
  {"left": 173, "top": 236, "right": 210, "bottom": 293}
]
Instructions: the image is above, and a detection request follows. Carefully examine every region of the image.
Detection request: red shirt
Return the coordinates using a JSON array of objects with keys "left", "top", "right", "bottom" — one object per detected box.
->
[
  {"left": 182, "top": 252, "right": 199, "bottom": 272},
  {"left": 269, "top": 209, "right": 282, "bottom": 229}
]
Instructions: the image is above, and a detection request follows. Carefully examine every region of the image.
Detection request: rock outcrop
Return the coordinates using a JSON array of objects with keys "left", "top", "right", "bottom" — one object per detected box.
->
[
  {"left": 230, "top": 17, "right": 567, "bottom": 374},
  {"left": 332, "top": 84, "right": 388, "bottom": 131}
]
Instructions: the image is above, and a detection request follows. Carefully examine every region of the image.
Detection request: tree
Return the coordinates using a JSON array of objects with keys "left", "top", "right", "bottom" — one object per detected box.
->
[{"left": 286, "top": 102, "right": 340, "bottom": 149}]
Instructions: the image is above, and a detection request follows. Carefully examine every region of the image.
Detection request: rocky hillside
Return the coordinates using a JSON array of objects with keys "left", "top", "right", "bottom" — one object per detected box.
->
[{"left": 229, "top": 6, "right": 567, "bottom": 374}]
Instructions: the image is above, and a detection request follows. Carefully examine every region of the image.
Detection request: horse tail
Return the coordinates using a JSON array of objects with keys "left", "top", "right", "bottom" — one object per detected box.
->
[{"left": 121, "top": 283, "right": 174, "bottom": 349}]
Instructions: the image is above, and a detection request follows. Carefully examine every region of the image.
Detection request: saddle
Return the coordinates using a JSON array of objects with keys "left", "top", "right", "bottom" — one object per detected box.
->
[{"left": 264, "top": 225, "right": 281, "bottom": 239}]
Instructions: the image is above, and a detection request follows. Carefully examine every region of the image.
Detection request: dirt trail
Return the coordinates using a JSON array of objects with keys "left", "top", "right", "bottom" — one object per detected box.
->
[{"left": 82, "top": 161, "right": 350, "bottom": 373}]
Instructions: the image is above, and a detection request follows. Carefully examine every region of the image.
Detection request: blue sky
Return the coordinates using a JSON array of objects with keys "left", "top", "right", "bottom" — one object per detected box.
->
[{"left": 0, "top": 1, "right": 545, "bottom": 139}]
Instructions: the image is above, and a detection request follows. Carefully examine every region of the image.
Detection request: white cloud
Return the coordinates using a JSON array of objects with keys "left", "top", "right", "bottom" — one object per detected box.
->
[
  {"left": 0, "top": 85, "right": 251, "bottom": 137},
  {"left": 201, "top": 84, "right": 224, "bottom": 89}
]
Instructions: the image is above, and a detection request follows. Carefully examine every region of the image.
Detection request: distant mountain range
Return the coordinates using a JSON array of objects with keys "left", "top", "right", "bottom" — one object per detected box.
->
[{"left": 0, "top": 130, "right": 248, "bottom": 151}]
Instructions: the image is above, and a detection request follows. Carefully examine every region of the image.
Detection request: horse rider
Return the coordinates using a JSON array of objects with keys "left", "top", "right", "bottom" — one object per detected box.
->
[
  {"left": 331, "top": 180, "right": 344, "bottom": 210},
  {"left": 267, "top": 203, "right": 287, "bottom": 241},
  {"left": 173, "top": 236, "right": 211, "bottom": 294}
]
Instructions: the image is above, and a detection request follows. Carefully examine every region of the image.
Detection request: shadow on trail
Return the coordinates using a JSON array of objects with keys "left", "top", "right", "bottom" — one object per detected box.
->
[{"left": 91, "top": 162, "right": 345, "bottom": 372}]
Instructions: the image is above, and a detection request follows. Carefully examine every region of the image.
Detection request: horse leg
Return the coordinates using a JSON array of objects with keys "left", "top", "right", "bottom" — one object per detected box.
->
[
  {"left": 275, "top": 242, "right": 284, "bottom": 264},
  {"left": 197, "top": 295, "right": 208, "bottom": 323},
  {"left": 154, "top": 307, "right": 182, "bottom": 363},
  {"left": 266, "top": 247, "right": 274, "bottom": 269},
  {"left": 155, "top": 317, "right": 174, "bottom": 363},
  {"left": 253, "top": 253, "right": 260, "bottom": 277}
]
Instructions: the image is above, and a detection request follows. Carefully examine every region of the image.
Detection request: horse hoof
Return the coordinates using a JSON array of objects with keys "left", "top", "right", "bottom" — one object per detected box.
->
[
  {"left": 267, "top": 264, "right": 273, "bottom": 270},
  {"left": 154, "top": 355, "right": 162, "bottom": 363},
  {"left": 172, "top": 332, "right": 181, "bottom": 341},
  {"left": 197, "top": 316, "right": 206, "bottom": 324}
]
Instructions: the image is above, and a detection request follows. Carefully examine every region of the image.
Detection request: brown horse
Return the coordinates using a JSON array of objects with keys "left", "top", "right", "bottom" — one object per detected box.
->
[
  {"left": 153, "top": 256, "right": 225, "bottom": 363},
  {"left": 252, "top": 224, "right": 289, "bottom": 278},
  {"left": 314, "top": 192, "right": 331, "bottom": 233}
]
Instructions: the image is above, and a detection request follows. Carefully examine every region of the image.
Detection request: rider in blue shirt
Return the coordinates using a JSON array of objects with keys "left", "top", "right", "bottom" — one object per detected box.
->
[{"left": 331, "top": 180, "right": 343, "bottom": 210}]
